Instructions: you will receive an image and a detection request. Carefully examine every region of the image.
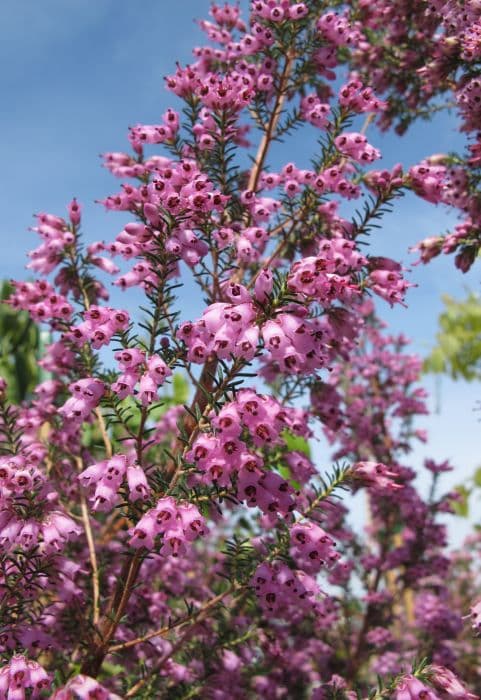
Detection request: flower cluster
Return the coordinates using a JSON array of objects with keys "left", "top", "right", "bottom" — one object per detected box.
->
[
  {"left": 289, "top": 522, "right": 340, "bottom": 574},
  {"left": 338, "top": 79, "right": 387, "bottom": 113},
  {"left": 112, "top": 348, "right": 172, "bottom": 404},
  {"left": 186, "top": 389, "right": 309, "bottom": 519},
  {"left": 79, "top": 454, "right": 150, "bottom": 511},
  {"left": 251, "top": 561, "right": 322, "bottom": 617},
  {"left": 317, "top": 11, "right": 363, "bottom": 47},
  {"left": 59, "top": 377, "right": 105, "bottom": 423},
  {"left": 179, "top": 293, "right": 259, "bottom": 364},
  {"left": 0, "top": 656, "right": 50, "bottom": 699},
  {"left": 52, "top": 674, "right": 122, "bottom": 699},
  {"left": 8, "top": 280, "right": 73, "bottom": 324},
  {"left": 300, "top": 93, "right": 331, "bottom": 128},
  {"left": 2, "top": 1, "right": 481, "bottom": 697},
  {"left": 350, "top": 461, "right": 402, "bottom": 492},
  {"left": 393, "top": 675, "right": 439, "bottom": 700},
  {"left": 128, "top": 108, "right": 180, "bottom": 151},
  {"left": 68, "top": 305, "right": 130, "bottom": 349},
  {"left": 0, "top": 454, "right": 80, "bottom": 554},
  {"left": 334, "top": 132, "right": 381, "bottom": 163},
  {"left": 129, "top": 496, "right": 206, "bottom": 555}
]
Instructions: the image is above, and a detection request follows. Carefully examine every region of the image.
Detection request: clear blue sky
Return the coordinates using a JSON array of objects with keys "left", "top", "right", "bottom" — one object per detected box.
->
[{"left": 1, "top": 1, "right": 479, "bottom": 541}]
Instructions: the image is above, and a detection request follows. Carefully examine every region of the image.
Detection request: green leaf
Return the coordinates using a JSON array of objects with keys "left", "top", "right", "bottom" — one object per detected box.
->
[
  {"left": 278, "top": 463, "right": 300, "bottom": 491},
  {"left": 473, "top": 467, "right": 481, "bottom": 488},
  {"left": 172, "top": 373, "right": 189, "bottom": 405},
  {"left": 423, "top": 347, "right": 445, "bottom": 374},
  {"left": 281, "top": 429, "right": 311, "bottom": 457},
  {"left": 0, "top": 281, "right": 41, "bottom": 402},
  {"left": 102, "top": 661, "right": 126, "bottom": 677},
  {"left": 425, "top": 292, "right": 481, "bottom": 381},
  {"left": 452, "top": 484, "right": 470, "bottom": 518}
]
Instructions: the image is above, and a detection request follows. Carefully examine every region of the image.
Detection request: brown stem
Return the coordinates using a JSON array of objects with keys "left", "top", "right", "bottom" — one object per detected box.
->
[
  {"left": 182, "top": 53, "right": 296, "bottom": 426},
  {"left": 110, "top": 584, "right": 236, "bottom": 654},
  {"left": 80, "top": 551, "right": 143, "bottom": 675},
  {"left": 94, "top": 407, "right": 113, "bottom": 459},
  {"left": 346, "top": 565, "right": 383, "bottom": 681},
  {"left": 246, "top": 217, "right": 299, "bottom": 291},
  {"left": 123, "top": 586, "right": 238, "bottom": 698},
  {"left": 81, "top": 359, "right": 248, "bottom": 673},
  {"left": 247, "top": 53, "right": 294, "bottom": 193}
]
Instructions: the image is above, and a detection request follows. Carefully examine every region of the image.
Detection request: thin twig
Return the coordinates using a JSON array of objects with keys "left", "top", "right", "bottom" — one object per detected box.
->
[
  {"left": 75, "top": 456, "right": 100, "bottom": 625},
  {"left": 123, "top": 585, "right": 238, "bottom": 698},
  {"left": 247, "top": 52, "right": 295, "bottom": 193},
  {"left": 66, "top": 244, "right": 114, "bottom": 460},
  {"left": 95, "top": 407, "right": 113, "bottom": 459},
  {"left": 110, "top": 584, "right": 236, "bottom": 654},
  {"left": 246, "top": 217, "right": 300, "bottom": 291}
]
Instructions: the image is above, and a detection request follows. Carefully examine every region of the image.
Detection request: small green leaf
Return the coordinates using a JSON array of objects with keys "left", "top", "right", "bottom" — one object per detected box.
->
[
  {"left": 473, "top": 466, "right": 481, "bottom": 488},
  {"left": 423, "top": 347, "right": 445, "bottom": 374},
  {"left": 173, "top": 373, "right": 189, "bottom": 405},
  {"left": 102, "top": 661, "right": 126, "bottom": 677},
  {"left": 281, "top": 430, "right": 311, "bottom": 457},
  {"left": 452, "top": 484, "right": 470, "bottom": 518},
  {"left": 278, "top": 464, "right": 300, "bottom": 491}
]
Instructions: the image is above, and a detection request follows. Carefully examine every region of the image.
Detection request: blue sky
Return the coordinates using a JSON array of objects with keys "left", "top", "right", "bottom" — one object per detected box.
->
[{"left": 1, "top": 1, "right": 479, "bottom": 542}]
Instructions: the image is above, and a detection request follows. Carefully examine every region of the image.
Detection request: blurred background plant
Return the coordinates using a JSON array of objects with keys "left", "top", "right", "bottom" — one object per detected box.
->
[
  {"left": 425, "top": 290, "right": 481, "bottom": 519},
  {"left": 0, "top": 280, "right": 42, "bottom": 403},
  {"left": 424, "top": 291, "right": 481, "bottom": 382}
]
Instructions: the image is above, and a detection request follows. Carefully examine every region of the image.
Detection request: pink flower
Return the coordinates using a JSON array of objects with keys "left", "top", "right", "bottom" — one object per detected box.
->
[
  {"left": 335, "top": 132, "right": 381, "bottom": 163},
  {"left": 0, "top": 656, "right": 50, "bottom": 699},
  {"left": 351, "top": 461, "right": 402, "bottom": 491},
  {"left": 467, "top": 600, "right": 481, "bottom": 634},
  {"left": 290, "top": 522, "right": 340, "bottom": 573},
  {"left": 51, "top": 674, "right": 122, "bottom": 699},
  {"left": 129, "top": 497, "right": 206, "bottom": 555},
  {"left": 59, "top": 378, "right": 105, "bottom": 422},
  {"left": 68, "top": 197, "right": 81, "bottom": 225},
  {"left": 428, "top": 665, "right": 478, "bottom": 699},
  {"left": 394, "top": 675, "right": 440, "bottom": 700}
]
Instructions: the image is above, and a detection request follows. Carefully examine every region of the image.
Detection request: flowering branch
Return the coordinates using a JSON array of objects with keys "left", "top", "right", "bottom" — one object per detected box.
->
[{"left": 2, "top": 1, "right": 481, "bottom": 698}]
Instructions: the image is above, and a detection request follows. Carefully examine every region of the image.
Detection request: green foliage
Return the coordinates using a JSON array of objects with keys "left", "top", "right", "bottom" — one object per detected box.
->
[
  {"left": 424, "top": 292, "right": 481, "bottom": 381},
  {"left": 452, "top": 484, "right": 471, "bottom": 518},
  {"left": 424, "top": 291, "right": 481, "bottom": 520},
  {"left": 277, "top": 431, "right": 311, "bottom": 488},
  {"left": 366, "top": 657, "right": 430, "bottom": 699},
  {"left": 103, "top": 372, "right": 190, "bottom": 447},
  {"left": 473, "top": 466, "right": 481, "bottom": 488},
  {"left": 281, "top": 429, "right": 311, "bottom": 457},
  {"left": 449, "top": 465, "right": 481, "bottom": 519},
  {"left": 172, "top": 372, "right": 189, "bottom": 405},
  {"left": 222, "top": 537, "right": 258, "bottom": 585},
  {"left": 0, "top": 281, "right": 42, "bottom": 403},
  {"left": 0, "top": 399, "right": 22, "bottom": 456}
]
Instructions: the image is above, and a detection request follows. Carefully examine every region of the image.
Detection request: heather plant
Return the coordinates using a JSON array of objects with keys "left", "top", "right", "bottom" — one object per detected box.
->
[{"left": 1, "top": 2, "right": 481, "bottom": 698}]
